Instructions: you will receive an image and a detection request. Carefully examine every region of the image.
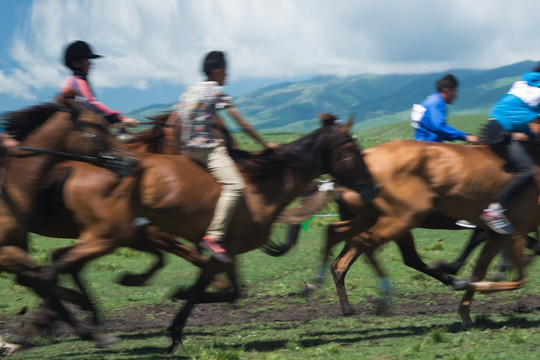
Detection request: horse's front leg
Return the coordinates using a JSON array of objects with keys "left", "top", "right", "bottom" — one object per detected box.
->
[
  {"left": 331, "top": 240, "right": 362, "bottom": 315},
  {"left": 52, "top": 246, "right": 100, "bottom": 323},
  {"left": 168, "top": 261, "right": 234, "bottom": 354}
]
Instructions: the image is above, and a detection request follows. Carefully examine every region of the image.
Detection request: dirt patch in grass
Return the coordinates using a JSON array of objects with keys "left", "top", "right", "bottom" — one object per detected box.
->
[{"left": 1, "top": 291, "right": 540, "bottom": 339}]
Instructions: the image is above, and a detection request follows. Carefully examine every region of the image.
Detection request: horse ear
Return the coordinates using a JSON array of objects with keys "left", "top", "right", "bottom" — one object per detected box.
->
[{"left": 341, "top": 113, "right": 356, "bottom": 132}]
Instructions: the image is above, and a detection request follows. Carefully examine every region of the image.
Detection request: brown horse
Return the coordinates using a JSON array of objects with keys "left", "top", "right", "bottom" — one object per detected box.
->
[
  {"left": 134, "top": 119, "right": 378, "bottom": 352},
  {"left": 298, "top": 139, "right": 539, "bottom": 328},
  {"left": 0, "top": 95, "right": 130, "bottom": 347},
  {"left": 27, "top": 112, "right": 238, "bottom": 323}
]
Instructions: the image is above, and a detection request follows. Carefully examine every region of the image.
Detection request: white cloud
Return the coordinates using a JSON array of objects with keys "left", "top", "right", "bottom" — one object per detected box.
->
[{"left": 3, "top": 0, "right": 540, "bottom": 101}]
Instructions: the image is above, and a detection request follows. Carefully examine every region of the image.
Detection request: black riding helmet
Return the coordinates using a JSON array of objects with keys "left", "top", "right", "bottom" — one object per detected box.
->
[{"left": 64, "top": 40, "right": 102, "bottom": 70}]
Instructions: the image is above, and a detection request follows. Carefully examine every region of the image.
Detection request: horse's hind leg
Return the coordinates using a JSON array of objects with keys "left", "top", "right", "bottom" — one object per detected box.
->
[
  {"left": 395, "top": 232, "right": 459, "bottom": 287},
  {"left": 458, "top": 233, "right": 504, "bottom": 328},
  {"left": 431, "top": 228, "right": 486, "bottom": 275}
]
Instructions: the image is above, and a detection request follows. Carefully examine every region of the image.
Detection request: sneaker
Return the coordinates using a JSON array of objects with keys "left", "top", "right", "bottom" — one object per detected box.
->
[
  {"left": 455, "top": 220, "right": 476, "bottom": 229},
  {"left": 198, "top": 236, "right": 233, "bottom": 264},
  {"left": 479, "top": 207, "right": 515, "bottom": 235}
]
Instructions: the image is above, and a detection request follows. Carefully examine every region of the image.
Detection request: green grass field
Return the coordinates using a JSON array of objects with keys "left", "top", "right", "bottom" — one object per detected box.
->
[{"left": 1, "top": 226, "right": 539, "bottom": 359}]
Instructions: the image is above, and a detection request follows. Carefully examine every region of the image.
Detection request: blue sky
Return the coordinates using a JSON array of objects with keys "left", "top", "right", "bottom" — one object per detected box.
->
[{"left": 2, "top": 0, "right": 540, "bottom": 113}]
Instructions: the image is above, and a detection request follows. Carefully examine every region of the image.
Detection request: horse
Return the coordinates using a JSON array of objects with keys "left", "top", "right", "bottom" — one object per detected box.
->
[
  {"left": 25, "top": 111, "right": 248, "bottom": 324},
  {"left": 285, "top": 139, "right": 540, "bottom": 329},
  {"left": 0, "top": 94, "right": 133, "bottom": 347}
]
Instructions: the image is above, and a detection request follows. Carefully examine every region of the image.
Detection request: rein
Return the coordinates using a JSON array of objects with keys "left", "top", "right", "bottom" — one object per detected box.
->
[{"left": 15, "top": 146, "right": 99, "bottom": 162}]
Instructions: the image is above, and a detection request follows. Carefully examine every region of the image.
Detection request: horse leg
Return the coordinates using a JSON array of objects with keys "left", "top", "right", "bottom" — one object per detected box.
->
[
  {"left": 119, "top": 246, "right": 165, "bottom": 287},
  {"left": 52, "top": 229, "right": 129, "bottom": 325},
  {"left": 395, "top": 232, "right": 462, "bottom": 288},
  {"left": 308, "top": 217, "right": 370, "bottom": 293},
  {"left": 458, "top": 233, "right": 504, "bottom": 329},
  {"left": 168, "top": 264, "right": 224, "bottom": 354},
  {"left": 363, "top": 250, "right": 392, "bottom": 314},
  {"left": 51, "top": 245, "right": 100, "bottom": 321},
  {"left": 330, "top": 240, "right": 362, "bottom": 315},
  {"left": 0, "top": 245, "right": 116, "bottom": 347},
  {"left": 135, "top": 226, "right": 233, "bottom": 292},
  {"left": 431, "top": 228, "right": 486, "bottom": 275}
]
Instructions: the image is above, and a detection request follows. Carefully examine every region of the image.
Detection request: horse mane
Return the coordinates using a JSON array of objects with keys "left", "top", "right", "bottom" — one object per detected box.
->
[
  {"left": 3, "top": 103, "right": 60, "bottom": 141},
  {"left": 122, "top": 112, "right": 171, "bottom": 146},
  {"left": 233, "top": 125, "right": 341, "bottom": 181},
  {"left": 2, "top": 90, "right": 83, "bottom": 141}
]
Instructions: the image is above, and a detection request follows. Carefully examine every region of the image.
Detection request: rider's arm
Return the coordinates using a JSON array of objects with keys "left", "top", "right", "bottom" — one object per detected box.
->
[
  {"left": 424, "top": 100, "right": 469, "bottom": 141},
  {"left": 68, "top": 77, "right": 126, "bottom": 123},
  {"left": 225, "top": 107, "right": 272, "bottom": 149}
]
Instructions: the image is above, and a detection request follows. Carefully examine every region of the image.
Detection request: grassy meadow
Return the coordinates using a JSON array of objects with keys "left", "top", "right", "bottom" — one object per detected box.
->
[{"left": 2, "top": 114, "right": 540, "bottom": 359}]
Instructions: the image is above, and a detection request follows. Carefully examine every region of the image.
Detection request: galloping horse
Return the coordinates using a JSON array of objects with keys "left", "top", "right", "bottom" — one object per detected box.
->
[
  {"left": 133, "top": 119, "right": 378, "bottom": 352},
  {"left": 26, "top": 112, "right": 241, "bottom": 323},
  {"left": 303, "top": 139, "right": 539, "bottom": 328},
  {"left": 0, "top": 94, "right": 129, "bottom": 347}
]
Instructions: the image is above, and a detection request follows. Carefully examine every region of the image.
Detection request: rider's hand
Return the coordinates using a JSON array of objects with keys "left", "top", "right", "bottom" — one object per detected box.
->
[
  {"left": 122, "top": 117, "right": 138, "bottom": 125},
  {"left": 1, "top": 135, "right": 19, "bottom": 149},
  {"left": 465, "top": 135, "right": 479, "bottom": 144}
]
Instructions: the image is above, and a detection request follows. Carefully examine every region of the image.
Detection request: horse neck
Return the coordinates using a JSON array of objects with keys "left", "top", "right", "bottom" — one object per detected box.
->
[
  {"left": 5, "top": 115, "right": 79, "bottom": 205},
  {"left": 244, "top": 158, "right": 325, "bottom": 223},
  {"left": 122, "top": 126, "right": 181, "bottom": 155}
]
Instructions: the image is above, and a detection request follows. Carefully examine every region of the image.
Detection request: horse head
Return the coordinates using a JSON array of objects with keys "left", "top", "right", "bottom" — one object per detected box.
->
[
  {"left": 4, "top": 91, "right": 136, "bottom": 176},
  {"left": 322, "top": 114, "right": 380, "bottom": 202}
]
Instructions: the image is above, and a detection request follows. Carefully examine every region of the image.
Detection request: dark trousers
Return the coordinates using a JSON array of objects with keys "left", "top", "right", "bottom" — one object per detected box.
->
[{"left": 485, "top": 121, "right": 535, "bottom": 207}]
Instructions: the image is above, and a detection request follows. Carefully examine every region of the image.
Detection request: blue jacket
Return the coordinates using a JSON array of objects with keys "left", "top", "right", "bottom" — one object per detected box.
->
[
  {"left": 414, "top": 93, "right": 468, "bottom": 142},
  {"left": 489, "top": 72, "right": 540, "bottom": 136}
]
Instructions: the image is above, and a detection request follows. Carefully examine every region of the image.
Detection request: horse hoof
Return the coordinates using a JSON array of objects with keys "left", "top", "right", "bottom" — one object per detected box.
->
[
  {"left": 172, "top": 288, "right": 189, "bottom": 301},
  {"left": 452, "top": 279, "right": 470, "bottom": 291},
  {"left": 342, "top": 306, "right": 355, "bottom": 316},
  {"left": 168, "top": 340, "right": 182, "bottom": 354},
  {"left": 430, "top": 260, "right": 459, "bottom": 275},
  {"left": 0, "top": 336, "right": 22, "bottom": 356},
  {"left": 374, "top": 298, "right": 392, "bottom": 315},
  {"left": 119, "top": 274, "right": 145, "bottom": 287},
  {"left": 94, "top": 333, "right": 120, "bottom": 348}
]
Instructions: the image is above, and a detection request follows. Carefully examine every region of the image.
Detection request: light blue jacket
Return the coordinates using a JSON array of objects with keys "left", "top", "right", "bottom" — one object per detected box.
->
[{"left": 489, "top": 72, "right": 540, "bottom": 137}]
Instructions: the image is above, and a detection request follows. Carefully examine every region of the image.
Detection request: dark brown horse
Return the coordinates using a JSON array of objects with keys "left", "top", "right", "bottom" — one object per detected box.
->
[
  {"left": 0, "top": 95, "right": 129, "bottom": 347},
  {"left": 322, "top": 140, "right": 540, "bottom": 328}
]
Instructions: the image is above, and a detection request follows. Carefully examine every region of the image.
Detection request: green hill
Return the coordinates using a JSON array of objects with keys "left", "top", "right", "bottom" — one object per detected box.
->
[{"left": 127, "top": 60, "right": 536, "bottom": 133}]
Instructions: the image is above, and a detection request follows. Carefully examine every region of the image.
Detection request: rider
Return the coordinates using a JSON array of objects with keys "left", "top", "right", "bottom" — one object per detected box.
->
[
  {"left": 174, "top": 50, "right": 274, "bottom": 263},
  {"left": 412, "top": 74, "right": 478, "bottom": 228},
  {"left": 412, "top": 74, "right": 478, "bottom": 143},
  {"left": 61, "top": 40, "right": 136, "bottom": 125},
  {"left": 479, "top": 64, "right": 540, "bottom": 235}
]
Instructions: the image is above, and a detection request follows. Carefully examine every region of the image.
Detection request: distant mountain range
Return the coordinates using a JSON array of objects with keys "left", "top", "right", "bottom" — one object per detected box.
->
[{"left": 127, "top": 60, "right": 537, "bottom": 132}]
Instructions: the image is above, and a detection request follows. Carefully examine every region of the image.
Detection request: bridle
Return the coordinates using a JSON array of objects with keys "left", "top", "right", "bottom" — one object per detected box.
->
[{"left": 13, "top": 106, "right": 137, "bottom": 176}]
